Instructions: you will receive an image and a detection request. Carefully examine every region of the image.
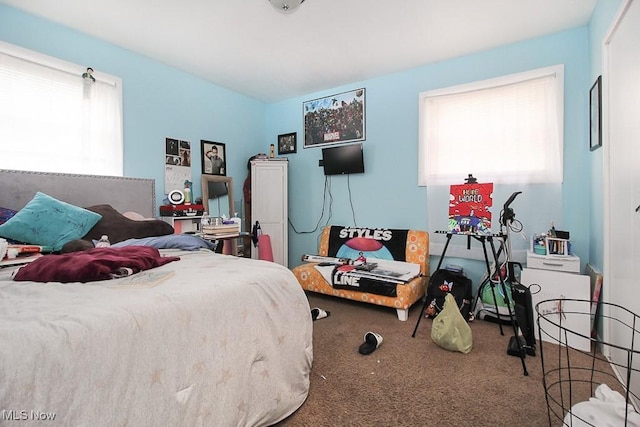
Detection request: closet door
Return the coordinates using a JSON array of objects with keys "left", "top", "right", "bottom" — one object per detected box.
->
[
  {"left": 605, "top": 0, "right": 640, "bottom": 403},
  {"left": 251, "top": 161, "right": 288, "bottom": 266},
  {"left": 607, "top": 0, "right": 640, "bottom": 320}
]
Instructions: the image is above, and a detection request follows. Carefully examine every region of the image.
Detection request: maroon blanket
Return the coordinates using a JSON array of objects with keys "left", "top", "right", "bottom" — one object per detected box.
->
[{"left": 13, "top": 246, "right": 180, "bottom": 283}]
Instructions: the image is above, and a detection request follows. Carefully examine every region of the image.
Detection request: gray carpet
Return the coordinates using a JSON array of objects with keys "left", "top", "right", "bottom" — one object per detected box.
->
[{"left": 276, "top": 293, "right": 620, "bottom": 426}]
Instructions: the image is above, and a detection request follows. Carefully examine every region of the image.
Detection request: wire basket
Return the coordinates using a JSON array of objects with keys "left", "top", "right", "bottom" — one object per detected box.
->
[{"left": 537, "top": 299, "right": 640, "bottom": 426}]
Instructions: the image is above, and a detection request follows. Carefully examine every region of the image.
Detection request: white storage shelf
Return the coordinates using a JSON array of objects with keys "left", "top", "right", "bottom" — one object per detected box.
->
[
  {"left": 526, "top": 251, "right": 580, "bottom": 274},
  {"left": 160, "top": 215, "right": 203, "bottom": 234}
]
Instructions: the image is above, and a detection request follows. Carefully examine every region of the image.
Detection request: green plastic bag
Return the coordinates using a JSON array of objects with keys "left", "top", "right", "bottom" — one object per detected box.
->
[{"left": 431, "top": 293, "right": 473, "bottom": 354}]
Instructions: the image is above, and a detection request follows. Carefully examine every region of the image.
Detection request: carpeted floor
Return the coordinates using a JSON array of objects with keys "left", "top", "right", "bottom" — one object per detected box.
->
[{"left": 276, "top": 293, "right": 620, "bottom": 427}]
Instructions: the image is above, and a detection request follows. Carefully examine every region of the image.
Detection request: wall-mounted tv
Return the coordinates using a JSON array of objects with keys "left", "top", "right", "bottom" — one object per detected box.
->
[
  {"left": 322, "top": 143, "right": 365, "bottom": 176},
  {"left": 207, "top": 181, "right": 228, "bottom": 199}
]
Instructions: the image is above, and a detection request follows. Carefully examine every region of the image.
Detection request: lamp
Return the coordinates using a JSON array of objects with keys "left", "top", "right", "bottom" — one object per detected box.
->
[{"left": 269, "top": 0, "right": 305, "bottom": 13}]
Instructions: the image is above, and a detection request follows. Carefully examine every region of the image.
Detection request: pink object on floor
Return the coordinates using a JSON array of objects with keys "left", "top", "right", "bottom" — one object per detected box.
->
[{"left": 258, "top": 234, "right": 274, "bottom": 262}]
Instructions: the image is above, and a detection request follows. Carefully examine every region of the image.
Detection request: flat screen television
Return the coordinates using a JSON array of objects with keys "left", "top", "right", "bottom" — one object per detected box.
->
[
  {"left": 207, "top": 181, "right": 228, "bottom": 199},
  {"left": 322, "top": 143, "right": 365, "bottom": 176}
]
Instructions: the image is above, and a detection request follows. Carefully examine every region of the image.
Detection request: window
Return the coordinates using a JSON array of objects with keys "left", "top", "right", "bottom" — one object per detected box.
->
[
  {"left": 418, "top": 65, "right": 564, "bottom": 186},
  {"left": 0, "top": 41, "right": 123, "bottom": 176},
  {"left": 421, "top": 65, "right": 565, "bottom": 261}
]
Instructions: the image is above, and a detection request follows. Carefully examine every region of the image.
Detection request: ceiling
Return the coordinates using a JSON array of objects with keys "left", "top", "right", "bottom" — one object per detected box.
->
[{"left": 1, "top": 0, "right": 596, "bottom": 103}]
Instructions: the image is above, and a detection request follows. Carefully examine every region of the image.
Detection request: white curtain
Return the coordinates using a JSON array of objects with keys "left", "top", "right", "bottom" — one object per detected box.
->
[
  {"left": 0, "top": 42, "right": 122, "bottom": 176},
  {"left": 420, "top": 65, "right": 565, "bottom": 262}
]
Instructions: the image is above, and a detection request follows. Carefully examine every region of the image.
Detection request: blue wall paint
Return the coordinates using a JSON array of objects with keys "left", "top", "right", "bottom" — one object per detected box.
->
[
  {"left": 1, "top": 2, "right": 619, "bottom": 289},
  {"left": 0, "top": 4, "right": 267, "bottom": 209},
  {"left": 270, "top": 28, "right": 592, "bottom": 290}
]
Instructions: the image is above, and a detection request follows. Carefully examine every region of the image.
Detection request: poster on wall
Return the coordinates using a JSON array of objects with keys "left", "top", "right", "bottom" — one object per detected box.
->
[
  {"left": 164, "top": 137, "right": 192, "bottom": 194},
  {"left": 201, "top": 140, "right": 226, "bottom": 176},
  {"left": 303, "top": 88, "right": 365, "bottom": 148},
  {"left": 448, "top": 181, "right": 493, "bottom": 235}
]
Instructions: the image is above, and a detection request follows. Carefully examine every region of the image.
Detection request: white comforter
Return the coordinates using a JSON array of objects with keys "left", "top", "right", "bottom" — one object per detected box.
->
[{"left": 0, "top": 249, "right": 313, "bottom": 426}]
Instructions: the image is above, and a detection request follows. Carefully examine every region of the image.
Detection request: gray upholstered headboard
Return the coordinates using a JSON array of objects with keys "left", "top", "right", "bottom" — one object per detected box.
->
[{"left": 0, "top": 169, "right": 156, "bottom": 218}]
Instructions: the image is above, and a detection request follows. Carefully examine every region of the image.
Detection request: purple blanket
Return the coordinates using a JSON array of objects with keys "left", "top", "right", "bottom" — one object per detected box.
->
[{"left": 13, "top": 246, "right": 179, "bottom": 283}]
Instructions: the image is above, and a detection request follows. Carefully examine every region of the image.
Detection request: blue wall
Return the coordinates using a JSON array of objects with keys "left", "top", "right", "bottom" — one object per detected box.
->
[
  {"left": 0, "top": 4, "right": 267, "bottom": 208},
  {"left": 270, "top": 28, "right": 592, "bottom": 287},
  {"left": 1, "top": 2, "right": 621, "bottom": 287}
]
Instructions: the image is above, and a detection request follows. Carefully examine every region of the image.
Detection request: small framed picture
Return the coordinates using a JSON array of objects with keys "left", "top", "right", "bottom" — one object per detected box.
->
[
  {"left": 201, "top": 140, "right": 226, "bottom": 176},
  {"left": 589, "top": 75, "right": 602, "bottom": 151},
  {"left": 278, "top": 132, "right": 297, "bottom": 155}
]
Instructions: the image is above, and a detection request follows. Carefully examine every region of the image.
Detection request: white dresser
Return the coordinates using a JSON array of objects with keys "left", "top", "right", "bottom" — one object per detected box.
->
[
  {"left": 526, "top": 251, "right": 580, "bottom": 274},
  {"left": 522, "top": 253, "right": 591, "bottom": 351}
]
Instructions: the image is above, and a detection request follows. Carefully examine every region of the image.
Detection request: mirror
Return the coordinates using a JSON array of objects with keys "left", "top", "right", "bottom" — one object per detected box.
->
[{"left": 201, "top": 175, "right": 234, "bottom": 218}]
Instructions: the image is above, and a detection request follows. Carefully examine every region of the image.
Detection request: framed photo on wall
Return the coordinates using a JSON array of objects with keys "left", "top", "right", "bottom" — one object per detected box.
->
[
  {"left": 278, "top": 132, "right": 297, "bottom": 155},
  {"left": 590, "top": 75, "right": 602, "bottom": 151},
  {"left": 303, "top": 88, "right": 365, "bottom": 148},
  {"left": 201, "top": 140, "right": 226, "bottom": 176}
]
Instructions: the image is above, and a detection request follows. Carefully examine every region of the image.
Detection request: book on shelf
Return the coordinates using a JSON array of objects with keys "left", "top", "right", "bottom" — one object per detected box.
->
[
  {"left": 200, "top": 232, "right": 241, "bottom": 239},
  {"left": 201, "top": 229, "right": 240, "bottom": 236},
  {"left": 202, "top": 223, "right": 240, "bottom": 232}
]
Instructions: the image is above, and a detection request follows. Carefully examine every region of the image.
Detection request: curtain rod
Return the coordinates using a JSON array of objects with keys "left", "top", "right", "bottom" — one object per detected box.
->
[{"left": 0, "top": 50, "right": 118, "bottom": 87}]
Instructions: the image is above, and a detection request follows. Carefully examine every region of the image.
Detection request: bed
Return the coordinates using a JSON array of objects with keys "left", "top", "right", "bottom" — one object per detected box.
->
[{"left": 0, "top": 169, "right": 313, "bottom": 426}]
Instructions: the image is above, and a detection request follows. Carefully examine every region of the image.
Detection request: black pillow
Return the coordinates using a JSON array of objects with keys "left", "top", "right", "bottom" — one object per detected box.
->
[{"left": 82, "top": 204, "right": 174, "bottom": 244}]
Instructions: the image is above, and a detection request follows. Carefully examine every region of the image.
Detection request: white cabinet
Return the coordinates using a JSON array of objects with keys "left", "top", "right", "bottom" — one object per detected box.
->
[
  {"left": 521, "top": 268, "right": 591, "bottom": 352},
  {"left": 526, "top": 251, "right": 580, "bottom": 274},
  {"left": 251, "top": 160, "right": 288, "bottom": 266}
]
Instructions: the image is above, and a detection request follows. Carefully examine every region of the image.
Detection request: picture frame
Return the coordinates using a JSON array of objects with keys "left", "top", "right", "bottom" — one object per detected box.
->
[
  {"left": 201, "top": 140, "right": 226, "bottom": 176},
  {"left": 590, "top": 75, "right": 602, "bottom": 151},
  {"left": 303, "top": 88, "right": 365, "bottom": 149},
  {"left": 277, "top": 132, "right": 297, "bottom": 155}
]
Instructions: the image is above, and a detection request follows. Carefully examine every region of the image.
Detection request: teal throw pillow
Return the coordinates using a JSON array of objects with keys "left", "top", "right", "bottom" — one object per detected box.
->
[{"left": 0, "top": 192, "right": 102, "bottom": 251}]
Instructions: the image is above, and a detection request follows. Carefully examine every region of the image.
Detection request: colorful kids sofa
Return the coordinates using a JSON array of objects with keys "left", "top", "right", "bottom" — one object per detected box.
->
[{"left": 292, "top": 225, "right": 429, "bottom": 321}]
